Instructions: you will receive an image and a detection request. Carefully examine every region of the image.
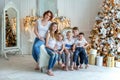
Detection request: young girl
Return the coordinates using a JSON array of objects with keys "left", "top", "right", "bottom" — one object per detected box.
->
[
  {"left": 56, "top": 33, "right": 65, "bottom": 68},
  {"left": 45, "top": 22, "right": 58, "bottom": 76},
  {"left": 64, "top": 31, "right": 75, "bottom": 71}
]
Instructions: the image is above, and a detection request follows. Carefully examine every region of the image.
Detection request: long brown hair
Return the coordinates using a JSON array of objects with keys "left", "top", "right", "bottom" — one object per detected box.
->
[
  {"left": 49, "top": 22, "right": 58, "bottom": 38},
  {"left": 43, "top": 10, "right": 53, "bottom": 21}
]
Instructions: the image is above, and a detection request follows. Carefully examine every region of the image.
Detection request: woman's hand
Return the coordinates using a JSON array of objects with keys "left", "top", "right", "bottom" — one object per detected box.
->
[
  {"left": 39, "top": 37, "right": 45, "bottom": 42},
  {"left": 54, "top": 44, "right": 58, "bottom": 51}
]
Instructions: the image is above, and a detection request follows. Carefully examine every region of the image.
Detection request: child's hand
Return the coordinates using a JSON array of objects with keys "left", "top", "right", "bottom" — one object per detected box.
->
[
  {"left": 83, "top": 46, "right": 86, "bottom": 49},
  {"left": 54, "top": 45, "right": 58, "bottom": 51},
  {"left": 72, "top": 49, "right": 75, "bottom": 52},
  {"left": 39, "top": 37, "right": 45, "bottom": 42},
  {"left": 59, "top": 51, "right": 62, "bottom": 54}
]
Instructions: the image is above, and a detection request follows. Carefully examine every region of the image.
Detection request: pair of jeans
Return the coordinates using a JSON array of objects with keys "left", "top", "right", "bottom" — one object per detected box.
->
[
  {"left": 58, "top": 51, "right": 65, "bottom": 64},
  {"left": 32, "top": 38, "right": 45, "bottom": 62},
  {"left": 46, "top": 48, "right": 58, "bottom": 70},
  {"left": 73, "top": 47, "right": 88, "bottom": 65}
]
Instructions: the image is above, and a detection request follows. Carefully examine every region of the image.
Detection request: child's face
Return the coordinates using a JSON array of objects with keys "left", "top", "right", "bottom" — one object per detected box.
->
[
  {"left": 78, "top": 34, "right": 83, "bottom": 40},
  {"left": 73, "top": 30, "right": 79, "bottom": 36},
  {"left": 58, "top": 35, "right": 63, "bottom": 41},
  {"left": 67, "top": 32, "right": 72, "bottom": 39}
]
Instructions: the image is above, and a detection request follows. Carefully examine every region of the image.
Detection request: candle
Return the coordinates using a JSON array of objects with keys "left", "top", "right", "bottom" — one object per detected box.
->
[{"left": 32, "top": 9, "right": 36, "bottom": 16}]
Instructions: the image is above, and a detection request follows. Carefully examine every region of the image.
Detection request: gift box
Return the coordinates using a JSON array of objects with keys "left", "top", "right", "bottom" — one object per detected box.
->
[
  {"left": 89, "top": 54, "right": 97, "bottom": 65},
  {"left": 107, "top": 56, "right": 114, "bottom": 67},
  {"left": 96, "top": 56, "right": 103, "bottom": 66},
  {"left": 90, "top": 49, "right": 97, "bottom": 55},
  {"left": 115, "top": 60, "right": 120, "bottom": 68}
]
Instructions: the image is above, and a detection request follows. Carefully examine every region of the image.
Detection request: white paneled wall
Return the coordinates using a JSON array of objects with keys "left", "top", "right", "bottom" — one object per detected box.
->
[
  {"left": 57, "top": 0, "right": 103, "bottom": 39},
  {"left": 19, "top": 0, "right": 36, "bottom": 54},
  {"left": 0, "top": 0, "right": 36, "bottom": 54},
  {"left": 0, "top": 0, "right": 103, "bottom": 54}
]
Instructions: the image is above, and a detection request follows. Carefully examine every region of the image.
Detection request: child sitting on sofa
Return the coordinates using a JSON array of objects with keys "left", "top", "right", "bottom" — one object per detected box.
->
[
  {"left": 64, "top": 31, "right": 75, "bottom": 71},
  {"left": 72, "top": 32, "right": 89, "bottom": 69},
  {"left": 56, "top": 33, "right": 66, "bottom": 69}
]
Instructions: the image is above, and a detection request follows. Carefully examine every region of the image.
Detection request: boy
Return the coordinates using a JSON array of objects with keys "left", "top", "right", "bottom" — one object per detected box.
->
[
  {"left": 72, "top": 27, "right": 80, "bottom": 69},
  {"left": 73, "top": 32, "right": 89, "bottom": 69}
]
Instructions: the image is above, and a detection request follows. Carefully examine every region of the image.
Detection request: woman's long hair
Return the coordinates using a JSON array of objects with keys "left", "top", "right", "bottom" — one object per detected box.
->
[{"left": 49, "top": 22, "right": 58, "bottom": 39}]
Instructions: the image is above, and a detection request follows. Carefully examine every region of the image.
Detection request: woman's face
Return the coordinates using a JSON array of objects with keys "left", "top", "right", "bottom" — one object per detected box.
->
[
  {"left": 44, "top": 13, "right": 51, "bottom": 21},
  {"left": 52, "top": 24, "right": 58, "bottom": 32}
]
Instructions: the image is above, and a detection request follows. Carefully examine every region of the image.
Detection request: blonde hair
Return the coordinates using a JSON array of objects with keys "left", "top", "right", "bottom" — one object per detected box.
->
[
  {"left": 49, "top": 22, "right": 58, "bottom": 38},
  {"left": 66, "top": 31, "right": 72, "bottom": 36}
]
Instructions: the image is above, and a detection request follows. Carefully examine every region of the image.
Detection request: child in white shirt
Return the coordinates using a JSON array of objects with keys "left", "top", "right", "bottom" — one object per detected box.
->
[
  {"left": 56, "top": 33, "right": 65, "bottom": 68},
  {"left": 72, "top": 27, "right": 80, "bottom": 69},
  {"left": 73, "top": 32, "right": 89, "bottom": 69},
  {"left": 64, "top": 31, "right": 75, "bottom": 70}
]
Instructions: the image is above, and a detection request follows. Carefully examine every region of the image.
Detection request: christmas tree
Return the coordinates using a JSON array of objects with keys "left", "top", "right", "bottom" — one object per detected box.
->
[{"left": 89, "top": 0, "right": 120, "bottom": 62}]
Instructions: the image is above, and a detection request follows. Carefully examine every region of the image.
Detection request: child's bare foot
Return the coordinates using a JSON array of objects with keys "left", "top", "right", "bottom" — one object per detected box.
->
[
  {"left": 61, "top": 64, "right": 65, "bottom": 68},
  {"left": 64, "top": 67, "right": 68, "bottom": 71},
  {"left": 85, "top": 64, "right": 89, "bottom": 69},
  {"left": 58, "top": 62, "right": 62, "bottom": 65},
  {"left": 75, "top": 66, "right": 79, "bottom": 70},
  {"left": 47, "top": 71, "right": 54, "bottom": 76},
  {"left": 79, "top": 65, "right": 83, "bottom": 69},
  {"left": 70, "top": 67, "right": 74, "bottom": 71}
]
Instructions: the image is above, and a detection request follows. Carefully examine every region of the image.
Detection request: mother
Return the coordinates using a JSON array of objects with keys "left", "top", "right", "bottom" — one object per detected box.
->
[{"left": 32, "top": 10, "right": 53, "bottom": 70}]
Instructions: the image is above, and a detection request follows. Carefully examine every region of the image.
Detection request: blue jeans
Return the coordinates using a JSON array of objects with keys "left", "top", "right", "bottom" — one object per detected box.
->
[
  {"left": 32, "top": 38, "right": 45, "bottom": 62},
  {"left": 58, "top": 51, "right": 65, "bottom": 64},
  {"left": 46, "top": 48, "right": 58, "bottom": 70},
  {"left": 73, "top": 47, "right": 88, "bottom": 65}
]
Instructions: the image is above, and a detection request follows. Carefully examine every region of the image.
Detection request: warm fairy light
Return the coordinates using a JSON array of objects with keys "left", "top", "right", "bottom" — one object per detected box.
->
[
  {"left": 23, "top": 16, "right": 38, "bottom": 31},
  {"left": 52, "top": 16, "right": 71, "bottom": 32}
]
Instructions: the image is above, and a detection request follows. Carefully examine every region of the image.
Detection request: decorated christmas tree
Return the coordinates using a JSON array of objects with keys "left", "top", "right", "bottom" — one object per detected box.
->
[{"left": 89, "top": 0, "right": 120, "bottom": 63}]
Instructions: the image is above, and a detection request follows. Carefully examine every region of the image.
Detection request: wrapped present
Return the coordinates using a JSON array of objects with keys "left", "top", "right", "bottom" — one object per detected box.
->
[
  {"left": 89, "top": 54, "right": 97, "bottom": 65},
  {"left": 96, "top": 56, "right": 103, "bottom": 66},
  {"left": 115, "top": 60, "right": 120, "bottom": 68},
  {"left": 107, "top": 56, "right": 115, "bottom": 67},
  {"left": 90, "top": 49, "right": 97, "bottom": 55}
]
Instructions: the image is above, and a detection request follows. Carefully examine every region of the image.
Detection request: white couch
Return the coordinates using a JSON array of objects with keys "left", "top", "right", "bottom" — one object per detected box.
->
[{"left": 39, "top": 45, "right": 49, "bottom": 68}]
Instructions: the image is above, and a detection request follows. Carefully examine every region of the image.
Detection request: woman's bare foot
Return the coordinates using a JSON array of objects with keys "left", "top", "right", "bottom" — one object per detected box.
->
[
  {"left": 47, "top": 70, "right": 54, "bottom": 76},
  {"left": 85, "top": 64, "right": 89, "bottom": 69},
  {"left": 34, "top": 67, "right": 40, "bottom": 70},
  {"left": 34, "top": 64, "right": 40, "bottom": 70}
]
